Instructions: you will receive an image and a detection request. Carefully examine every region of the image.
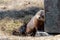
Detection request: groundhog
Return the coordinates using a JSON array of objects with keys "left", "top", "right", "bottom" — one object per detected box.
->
[{"left": 26, "top": 10, "right": 45, "bottom": 36}]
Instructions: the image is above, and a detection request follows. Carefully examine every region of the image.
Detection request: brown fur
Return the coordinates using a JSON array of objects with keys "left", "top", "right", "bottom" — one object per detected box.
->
[{"left": 26, "top": 10, "right": 45, "bottom": 36}]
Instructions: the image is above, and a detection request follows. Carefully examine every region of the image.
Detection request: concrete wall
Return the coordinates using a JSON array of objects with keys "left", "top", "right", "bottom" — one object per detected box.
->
[{"left": 44, "top": 0, "right": 60, "bottom": 33}]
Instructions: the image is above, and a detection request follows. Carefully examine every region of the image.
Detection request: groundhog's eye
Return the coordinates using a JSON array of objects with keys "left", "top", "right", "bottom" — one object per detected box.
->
[
  {"left": 39, "top": 17, "right": 41, "bottom": 19},
  {"left": 40, "top": 13, "right": 44, "bottom": 18},
  {"left": 42, "top": 16, "right": 44, "bottom": 18},
  {"left": 40, "top": 14, "right": 44, "bottom": 18}
]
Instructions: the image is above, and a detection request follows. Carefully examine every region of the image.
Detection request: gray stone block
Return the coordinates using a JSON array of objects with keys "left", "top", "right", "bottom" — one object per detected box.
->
[{"left": 44, "top": 0, "right": 60, "bottom": 33}]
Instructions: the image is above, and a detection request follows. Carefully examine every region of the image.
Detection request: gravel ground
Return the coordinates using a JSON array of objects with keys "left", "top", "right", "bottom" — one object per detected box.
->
[
  {"left": 0, "top": 31, "right": 60, "bottom": 40},
  {"left": 0, "top": 35, "right": 60, "bottom": 40}
]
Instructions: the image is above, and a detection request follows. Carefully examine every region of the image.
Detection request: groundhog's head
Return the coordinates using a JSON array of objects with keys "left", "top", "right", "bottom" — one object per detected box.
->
[{"left": 35, "top": 10, "right": 45, "bottom": 21}]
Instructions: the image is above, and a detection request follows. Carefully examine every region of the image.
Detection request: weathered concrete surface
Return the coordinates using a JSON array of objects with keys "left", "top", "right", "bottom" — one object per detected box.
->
[{"left": 44, "top": 0, "right": 60, "bottom": 33}]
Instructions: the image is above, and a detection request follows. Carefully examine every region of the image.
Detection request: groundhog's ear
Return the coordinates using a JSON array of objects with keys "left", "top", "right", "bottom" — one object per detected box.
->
[
  {"left": 40, "top": 10, "right": 45, "bottom": 14},
  {"left": 36, "top": 10, "right": 45, "bottom": 15}
]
